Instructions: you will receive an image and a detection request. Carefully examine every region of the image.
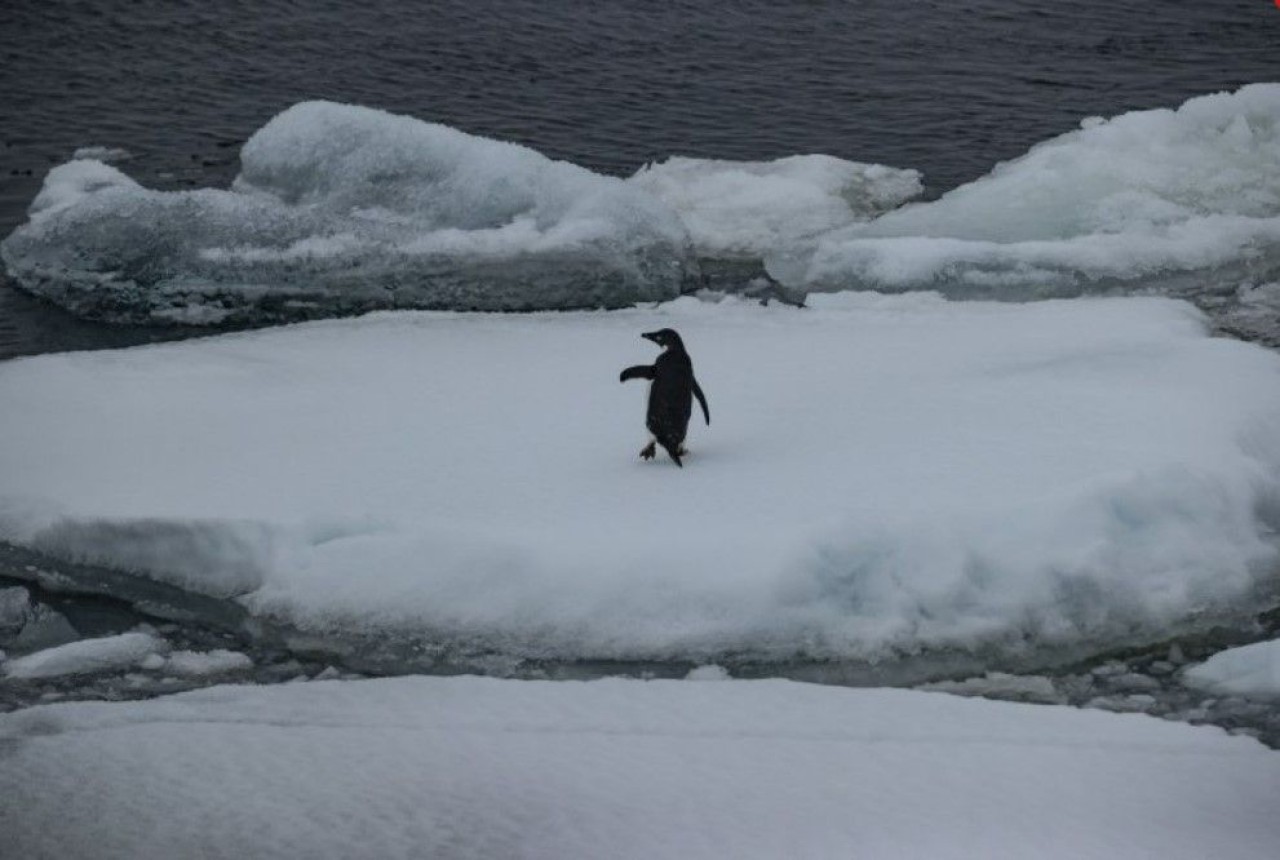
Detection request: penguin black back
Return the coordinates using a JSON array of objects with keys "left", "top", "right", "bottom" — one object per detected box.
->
[{"left": 619, "top": 328, "right": 710, "bottom": 467}]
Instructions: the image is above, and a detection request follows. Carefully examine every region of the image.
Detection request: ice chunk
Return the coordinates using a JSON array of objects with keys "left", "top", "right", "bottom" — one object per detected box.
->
[
  {"left": 162, "top": 648, "right": 252, "bottom": 676},
  {"left": 773, "top": 84, "right": 1280, "bottom": 297},
  {"left": 920, "top": 672, "right": 1062, "bottom": 705},
  {"left": 69, "top": 146, "right": 132, "bottom": 164},
  {"left": 1182, "top": 639, "right": 1280, "bottom": 700},
  {"left": 0, "top": 586, "right": 31, "bottom": 636},
  {"left": 629, "top": 155, "right": 921, "bottom": 258},
  {"left": 2, "top": 631, "right": 165, "bottom": 680},
  {"left": 1, "top": 101, "right": 696, "bottom": 324},
  {"left": 685, "top": 664, "right": 731, "bottom": 681},
  {"left": 8, "top": 603, "right": 80, "bottom": 653}
]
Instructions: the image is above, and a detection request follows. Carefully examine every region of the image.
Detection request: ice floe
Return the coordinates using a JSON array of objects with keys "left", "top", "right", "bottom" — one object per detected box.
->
[
  {"left": 1, "top": 293, "right": 1277, "bottom": 668},
  {"left": 7, "top": 86, "right": 1280, "bottom": 324}
]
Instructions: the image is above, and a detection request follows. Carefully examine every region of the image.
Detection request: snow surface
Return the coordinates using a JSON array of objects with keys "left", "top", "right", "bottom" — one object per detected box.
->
[
  {"left": 629, "top": 154, "right": 921, "bottom": 258},
  {"left": 1, "top": 293, "right": 1278, "bottom": 667},
  {"left": 1, "top": 631, "right": 165, "bottom": 680},
  {"left": 1183, "top": 639, "right": 1280, "bottom": 700},
  {"left": 771, "top": 84, "right": 1280, "bottom": 297},
  {"left": 0, "top": 101, "right": 694, "bottom": 323},
  {"left": 0, "top": 676, "right": 1276, "bottom": 860}
]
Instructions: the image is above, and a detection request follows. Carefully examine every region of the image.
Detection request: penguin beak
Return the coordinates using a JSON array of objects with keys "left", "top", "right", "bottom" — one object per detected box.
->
[{"left": 641, "top": 331, "right": 659, "bottom": 344}]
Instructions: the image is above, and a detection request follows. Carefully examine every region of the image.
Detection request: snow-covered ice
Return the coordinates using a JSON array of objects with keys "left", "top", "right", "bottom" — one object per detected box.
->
[
  {"left": 0, "top": 675, "right": 1276, "bottom": 860},
  {"left": 770, "top": 84, "right": 1280, "bottom": 297},
  {"left": 1, "top": 293, "right": 1278, "bottom": 668},
  {"left": 1, "top": 631, "right": 165, "bottom": 680},
  {"left": 1183, "top": 639, "right": 1280, "bottom": 700},
  {"left": 0, "top": 101, "right": 695, "bottom": 323}
]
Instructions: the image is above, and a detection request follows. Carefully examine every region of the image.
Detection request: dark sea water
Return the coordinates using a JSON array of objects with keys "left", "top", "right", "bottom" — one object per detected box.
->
[{"left": 2, "top": 0, "right": 1279, "bottom": 356}]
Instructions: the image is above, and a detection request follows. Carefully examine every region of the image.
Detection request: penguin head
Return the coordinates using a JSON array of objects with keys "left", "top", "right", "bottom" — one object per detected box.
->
[{"left": 642, "top": 328, "right": 684, "bottom": 351}]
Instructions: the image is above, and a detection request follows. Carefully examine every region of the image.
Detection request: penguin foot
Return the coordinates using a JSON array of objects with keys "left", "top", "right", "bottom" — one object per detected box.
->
[{"left": 639, "top": 441, "right": 656, "bottom": 460}]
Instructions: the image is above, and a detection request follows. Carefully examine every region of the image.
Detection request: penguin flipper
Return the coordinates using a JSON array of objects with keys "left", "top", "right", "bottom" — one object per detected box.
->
[
  {"left": 692, "top": 378, "right": 710, "bottom": 425},
  {"left": 620, "top": 365, "right": 656, "bottom": 383}
]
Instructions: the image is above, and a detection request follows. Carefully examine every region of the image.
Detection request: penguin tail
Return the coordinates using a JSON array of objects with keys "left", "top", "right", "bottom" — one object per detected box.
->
[{"left": 659, "top": 439, "right": 684, "bottom": 467}]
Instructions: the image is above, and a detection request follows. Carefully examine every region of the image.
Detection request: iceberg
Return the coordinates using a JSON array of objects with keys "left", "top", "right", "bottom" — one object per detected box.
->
[
  {"left": 770, "top": 84, "right": 1280, "bottom": 298},
  {"left": 0, "top": 102, "right": 697, "bottom": 324},
  {"left": 1, "top": 294, "right": 1278, "bottom": 669}
]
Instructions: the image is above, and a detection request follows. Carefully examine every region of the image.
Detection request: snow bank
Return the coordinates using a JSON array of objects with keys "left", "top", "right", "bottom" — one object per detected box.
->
[
  {"left": 1183, "top": 639, "right": 1280, "bottom": 700},
  {"left": 0, "top": 676, "right": 1276, "bottom": 860},
  {"left": 2, "top": 631, "right": 165, "bottom": 680},
  {"left": 1, "top": 294, "right": 1278, "bottom": 668},
  {"left": 0, "top": 101, "right": 695, "bottom": 324},
  {"left": 629, "top": 154, "right": 921, "bottom": 258},
  {"left": 772, "top": 84, "right": 1280, "bottom": 297}
]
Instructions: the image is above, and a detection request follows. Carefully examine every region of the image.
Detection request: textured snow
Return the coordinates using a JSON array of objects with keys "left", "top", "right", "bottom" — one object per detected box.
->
[
  {"left": 1, "top": 631, "right": 165, "bottom": 680},
  {"left": 1183, "top": 639, "right": 1280, "bottom": 700},
  {"left": 0, "top": 676, "right": 1276, "bottom": 860},
  {"left": 1, "top": 294, "right": 1278, "bottom": 667},
  {"left": 0, "top": 101, "right": 695, "bottom": 323},
  {"left": 629, "top": 154, "right": 921, "bottom": 257},
  {"left": 771, "top": 84, "right": 1280, "bottom": 297}
]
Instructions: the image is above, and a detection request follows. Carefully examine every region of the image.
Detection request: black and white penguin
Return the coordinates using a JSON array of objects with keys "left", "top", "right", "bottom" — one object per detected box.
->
[{"left": 619, "top": 328, "right": 710, "bottom": 467}]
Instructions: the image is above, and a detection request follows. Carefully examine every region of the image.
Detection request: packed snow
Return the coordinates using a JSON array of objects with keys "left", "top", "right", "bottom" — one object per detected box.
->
[
  {"left": 0, "top": 675, "right": 1276, "bottom": 860},
  {"left": 0, "top": 101, "right": 695, "bottom": 323},
  {"left": 769, "top": 84, "right": 1280, "bottom": 297},
  {"left": 1183, "top": 639, "right": 1280, "bottom": 700},
  {"left": 1, "top": 631, "right": 165, "bottom": 680},
  {"left": 1, "top": 293, "right": 1278, "bottom": 668}
]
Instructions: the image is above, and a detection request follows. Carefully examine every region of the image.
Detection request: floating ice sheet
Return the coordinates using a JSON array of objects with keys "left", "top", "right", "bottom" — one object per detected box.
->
[
  {"left": 1, "top": 294, "right": 1278, "bottom": 667},
  {"left": 1, "top": 101, "right": 696, "bottom": 324}
]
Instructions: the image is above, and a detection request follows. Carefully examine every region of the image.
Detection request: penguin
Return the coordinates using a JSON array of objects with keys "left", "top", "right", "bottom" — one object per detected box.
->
[{"left": 619, "top": 328, "right": 710, "bottom": 467}]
